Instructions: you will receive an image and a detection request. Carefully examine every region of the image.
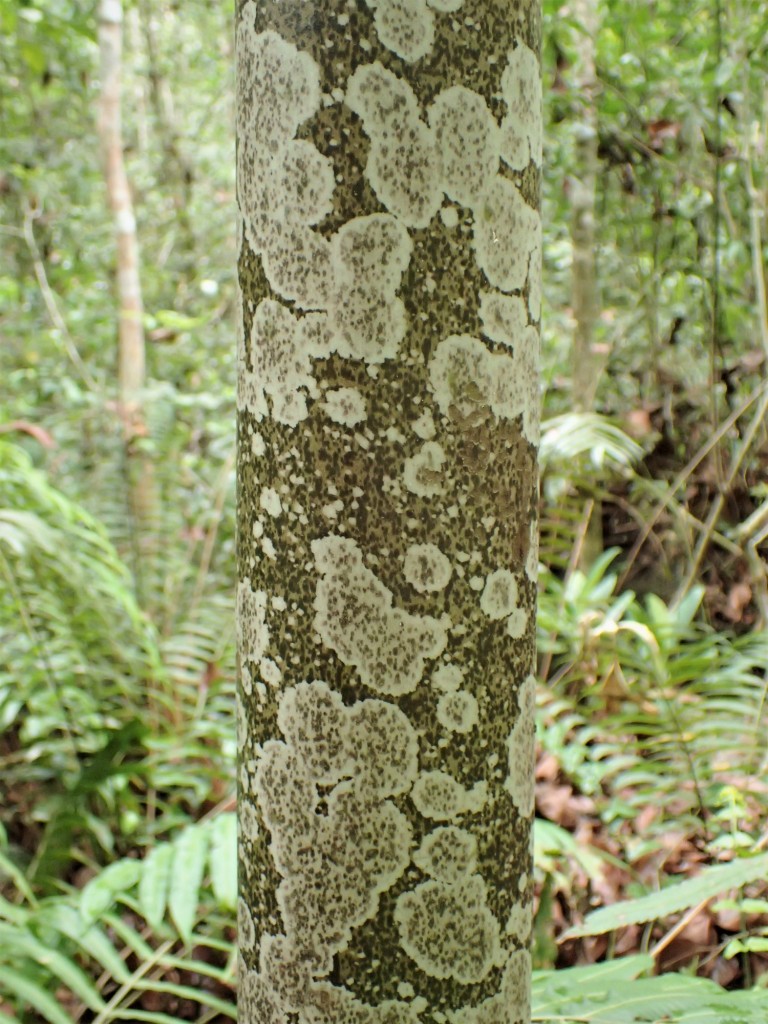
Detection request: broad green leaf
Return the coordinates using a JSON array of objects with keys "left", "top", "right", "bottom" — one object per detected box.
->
[
  {"left": 209, "top": 813, "right": 237, "bottom": 910},
  {"left": 169, "top": 824, "right": 209, "bottom": 943},
  {"left": 564, "top": 852, "right": 768, "bottom": 938},
  {"left": 139, "top": 842, "right": 174, "bottom": 930}
]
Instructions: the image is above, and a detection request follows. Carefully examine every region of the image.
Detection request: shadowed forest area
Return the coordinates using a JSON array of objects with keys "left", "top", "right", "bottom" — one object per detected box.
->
[{"left": 2, "top": 0, "right": 768, "bottom": 1020}]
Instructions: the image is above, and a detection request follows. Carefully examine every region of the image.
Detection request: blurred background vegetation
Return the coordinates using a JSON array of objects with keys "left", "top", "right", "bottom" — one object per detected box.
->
[{"left": 2, "top": 0, "right": 768, "bottom": 1020}]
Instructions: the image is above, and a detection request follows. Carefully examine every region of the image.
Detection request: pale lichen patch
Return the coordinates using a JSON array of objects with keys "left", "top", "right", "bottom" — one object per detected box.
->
[
  {"left": 348, "top": 697, "right": 419, "bottom": 797},
  {"left": 238, "top": 897, "right": 256, "bottom": 951},
  {"left": 403, "top": 543, "right": 452, "bottom": 593},
  {"left": 429, "top": 86, "right": 499, "bottom": 208},
  {"left": 440, "top": 204, "right": 460, "bottom": 229},
  {"left": 429, "top": 334, "right": 538, "bottom": 443},
  {"left": 473, "top": 176, "right": 539, "bottom": 294},
  {"left": 479, "top": 569, "right": 519, "bottom": 621},
  {"left": 395, "top": 876, "right": 503, "bottom": 983},
  {"left": 261, "top": 223, "right": 334, "bottom": 311},
  {"left": 411, "top": 770, "right": 487, "bottom": 820},
  {"left": 499, "top": 42, "right": 542, "bottom": 170},
  {"left": 260, "top": 487, "right": 282, "bottom": 517},
  {"left": 436, "top": 689, "right": 479, "bottom": 734},
  {"left": 333, "top": 213, "right": 412, "bottom": 290},
  {"left": 346, "top": 63, "right": 442, "bottom": 229},
  {"left": 403, "top": 440, "right": 447, "bottom": 497},
  {"left": 324, "top": 387, "right": 367, "bottom": 426},
  {"left": 237, "top": 578, "right": 269, "bottom": 663},
  {"left": 371, "top": 0, "right": 435, "bottom": 63},
  {"left": 327, "top": 214, "right": 412, "bottom": 362},
  {"left": 446, "top": 948, "right": 532, "bottom": 1024},
  {"left": 413, "top": 826, "right": 477, "bottom": 882},
  {"left": 248, "top": 299, "right": 318, "bottom": 427},
  {"left": 303, "top": 982, "right": 421, "bottom": 1023},
  {"left": 255, "top": 682, "right": 419, "bottom": 977},
  {"left": 431, "top": 662, "right": 463, "bottom": 693},
  {"left": 238, "top": 960, "right": 283, "bottom": 1024},
  {"left": 259, "top": 934, "right": 311, "bottom": 1014},
  {"left": 506, "top": 608, "right": 528, "bottom": 640},
  {"left": 411, "top": 408, "right": 436, "bottom": 440},
  {"left": 313, "top": 535, "right": 448, "bottom": 696},
  {"left": 277, "top": 680, "right": 352, "bottom": 786},
  {"left": 505, "top": 674, "right": 536, "bottom": 817},
  {"left": 279, "top": 139, "right": 336, "bottom": 225},
  {"left": 505, "top": 900, "right": 532, "bottom": 943},
  {"left": 236, "top": 19, "right": 321, "bottom": 145},
  {"left": 260, "top": 657, "right": 282, "bottom": 687},
  {"left": 478, "top": 291, "right": 528, "bottom": 348}
]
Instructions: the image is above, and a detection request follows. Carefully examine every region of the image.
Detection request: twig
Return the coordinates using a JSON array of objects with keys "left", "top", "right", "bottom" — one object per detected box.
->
[
  {"left": 22, "top": 200, "right": 98, "bottom": 391},
  {"left": 673, "top": 382, "right": 768, "bottom": 607},
  {"left": 617, "top": 379, "right": 768, "bottom": 590},
  {"left": 650, "top": 896, "right": 712, "bottom": 960}
]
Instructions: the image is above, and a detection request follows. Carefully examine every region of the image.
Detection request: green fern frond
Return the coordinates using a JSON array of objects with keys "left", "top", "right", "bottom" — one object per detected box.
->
[{"left": 0, "top": 816, "right": 237, "bottom": 1022}]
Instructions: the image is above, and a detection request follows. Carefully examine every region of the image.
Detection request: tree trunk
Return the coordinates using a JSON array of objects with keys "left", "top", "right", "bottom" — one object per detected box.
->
[
  {"left": 569, "top": 0, "right": 603, "bottom": 568},
  {"left": 98, "top": 0, "right": 146, "bottom": 433},
  {"left": 235, "top": 0, "right": 541, "bottom": 1020},
  {"left": 569, "top": 0, "right": 600, "bottom": 412},
  {"left": 97, "top": 0, "right": 155, "bottom": 547}
]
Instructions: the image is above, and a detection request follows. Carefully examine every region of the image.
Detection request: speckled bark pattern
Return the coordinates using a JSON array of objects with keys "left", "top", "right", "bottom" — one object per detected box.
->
[{"left": 236, "top": 0, "right": 540, "bottom": 1021}]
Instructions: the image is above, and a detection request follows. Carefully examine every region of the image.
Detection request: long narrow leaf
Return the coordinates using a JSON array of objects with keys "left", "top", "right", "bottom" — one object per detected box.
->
[
  {"left": 0, "top": 924, "right": 104, "bottom": 1011},
  {"left": 0, "top": 965, "right": 75, "bottom": 1024},
  {"left": 169, "top": 824, "right": 209, "bottom": 943},
  {"left": 564, "top": 852, "right": 768, "bottom": 938},
  {"left": 209, "top": 813, "right": 237, "bottom": 910},
  {"left": 138, "top": 842, "right": 174, "bottom": 930}
]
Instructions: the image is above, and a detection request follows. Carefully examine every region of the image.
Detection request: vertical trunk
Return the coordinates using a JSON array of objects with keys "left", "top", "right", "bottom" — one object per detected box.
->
[
  {"left": 236, "top": 0, "right": 541, "bottom": 1020},
  {"left": 569, "top": 0, "right": 603, "bottom": 566},
  {"left": 138, "top": 0, "right": 197, "bottom": 263},
  {"left": 98, "top": 0, "right": 155, "bottom": 554},
  {"left": 98, "top": 0, "right": 146, "bottom": 428},
  {"left": 570, "top": 0, "right": 600, "bottom": 411}
]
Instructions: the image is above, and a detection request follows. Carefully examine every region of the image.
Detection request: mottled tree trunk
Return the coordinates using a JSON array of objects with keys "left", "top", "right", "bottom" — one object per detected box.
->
[{"left": 236, "top": 0, "right": 541, "bottom": 1021}]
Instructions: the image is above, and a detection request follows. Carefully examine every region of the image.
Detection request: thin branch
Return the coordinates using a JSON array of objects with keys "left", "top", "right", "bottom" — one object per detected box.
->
[{"left": 22, "top": 201, "right": 98, "bottom": 391}]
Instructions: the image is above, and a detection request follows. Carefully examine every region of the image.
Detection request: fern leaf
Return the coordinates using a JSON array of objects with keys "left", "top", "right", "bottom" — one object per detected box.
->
[
  {"left": 79, "top": 859, "right": 142, "bottom": 925},
  {"left": 209, "top": 813, "right": 237, "bottom": 911},
  {"left": 38, "top": 903, "right": 132, "bottom": 984},
  {"left": 0, "top": 965, "right": 75, "bottom": 1024},
  {"left": 564, "top": 852, "right": 768, "bottom": 938},
  {"left": 0, "top": 923, "right": 104, "bottom": 1011},
  {"left": 169, "top": 823, "right": 209, "bottom": 943},
  {"left": 139, "top": 842, "right": 174, "bottom": 931}
]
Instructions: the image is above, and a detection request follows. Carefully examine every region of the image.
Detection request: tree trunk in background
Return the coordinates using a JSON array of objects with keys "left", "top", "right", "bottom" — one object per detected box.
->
[
  {"left": 236, "top": 0, "right": 541, "bottom": 1019},
  {"left": 569, "top": 0, "right": 600, "bottom": 411},
  {"left": 569, "top": 0, "right": 603, "bottom": 567},
  {"left": 138, "top": 0, "right": 197, "bottom": 264},
  {"left": 97, "top": 0, "right": 154, "bottom": 541}
]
